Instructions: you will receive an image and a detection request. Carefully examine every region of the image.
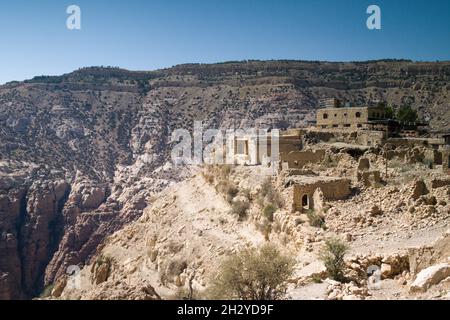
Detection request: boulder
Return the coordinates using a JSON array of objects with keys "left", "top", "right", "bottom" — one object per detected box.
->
[
  {"left": 380, "top": 263, "right": 392, "bottom": 279},
  {"left": 51, "top": 276, "right": 67, "bottom": 298},
  {"left": 369, "top": 205, "right": 383, "bottom": 217},
  {"left": 410, "top": 263, "right": 450, "bottom": 293},
  {"left": 358, "top": 158, "right": 370, "bottom": 171},
  {"left": 431, "top": 178, "right": 450, "bottom": 189},
  {"left": 411, "top": 179, "right": 429, "bottom": 200}
]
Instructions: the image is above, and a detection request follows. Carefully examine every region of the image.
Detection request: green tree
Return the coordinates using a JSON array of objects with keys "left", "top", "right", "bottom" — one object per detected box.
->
[
  {"left": 396, "top": 105, "right": 418, "bottom": 123},
  {"left": 385, "top": 105, "right": 395, "bottom": 119},
  {"left": 207, "top": 244, "right": 295, "bottom": 300}
]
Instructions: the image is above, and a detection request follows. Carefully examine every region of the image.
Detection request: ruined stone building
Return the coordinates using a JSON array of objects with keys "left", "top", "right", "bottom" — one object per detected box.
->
[
  {"left": 315, "top": 98, "right": 429, "bottom": 141},
  {"left": 441, "top": 134, "right": 450, "bottom": 175},
  {"left": 442, "top": 147, "right": 450, "bottom": 175},
  {"left": 283, "top": 175, "right": 351, "bottom": 212},
  {"left": 280, "top": 150, "right": 325, "bottom": 169},
  {"left": 226, "top": 130, "right": 303, "bottom": 166},
  {"left": 316, "top": 102, "right": 389, "bottom": 131}
]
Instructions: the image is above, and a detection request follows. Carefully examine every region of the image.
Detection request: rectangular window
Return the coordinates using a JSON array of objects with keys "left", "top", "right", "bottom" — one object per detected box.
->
[{"left": 235, "top": 140, "right": 248, "bottom": 155}]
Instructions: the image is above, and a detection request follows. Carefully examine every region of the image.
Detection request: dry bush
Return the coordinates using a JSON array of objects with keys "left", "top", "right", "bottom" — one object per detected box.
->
[
  {"left": 217, "top": 181, "right": 239, "bottom": 203},
  {"left": 306, "top": 209, "right": 326, "bottom": 229},
  {"left": 206, "top": 244, "right": 295, "bottom": 300},
  {"left": 263, "top": 204, "right": 277, "bottom": 222},
  {"left": 202, "top": 164, "right": 234, "bottom": 185},
  {"left": 258, "top": 178, "right": 283, "bottom": 208},
  {"left": 232, "top": 200, "right": 250, "bottom": 220},
  {"left": 160, "top": 259, "right": 187, "bottom": 285},
  {"left": 319, "top": 238, "right": 349, "bottom": 282}
]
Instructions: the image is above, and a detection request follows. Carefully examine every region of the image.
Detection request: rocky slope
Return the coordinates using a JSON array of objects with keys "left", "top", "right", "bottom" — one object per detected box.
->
[
  {"left": 1, "top": 60, "right": 450, "bottom": 299},
  {"left": 55, "top": 155, "right": 449, "bottom": 300}
]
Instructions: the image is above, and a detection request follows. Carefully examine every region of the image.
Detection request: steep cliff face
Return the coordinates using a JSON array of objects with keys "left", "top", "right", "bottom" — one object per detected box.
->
[
  {"left": 0, "top": 179, "right": 69, "bottom": 299},
  {"left": 0, "top": 188, "right": 25, "bottom": 299},
  {"left": 0, "top": 60, "right": 449, "bottom": 299}
]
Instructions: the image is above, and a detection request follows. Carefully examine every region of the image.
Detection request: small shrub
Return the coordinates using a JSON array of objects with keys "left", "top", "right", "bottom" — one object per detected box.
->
[
  {"left": 319, "top": 238, "right": 349, "bottom": 282},
  {"left": 232, "top": 200, "right": 250, "bottom": 220},
  {"left": 39, "top": 284, "right": 54, "bottom": 298},
  {"left": 311, "top": 274, "right": 323, "bottom": 284},
  {"left": 263, "top": 204, "right": 277, "bottom": 222},
  {"left": 258, "top": 178, "right": 283, "bottom": 208},
  {"left": 262, "top": 223, "right": 272, "bottom": 241},
  {"left": 306, "top": 209, "right": 326, "bottom": 229},
  {"left": 241, "top": 188, "right": 251, "bottom": 200},
  {"left": 219, "top": 164, "right": 233, "bottom": 179},
  {"left": 172, "top": 286, "right": 196, "bottom": 300},
  {"left": 203, "top": 172, "right": 214, "bottom": 184},
  {"left": 207, "top": 244, "right": 295, "bottom": 300},
  {"left": 322, "top": 154, "right": 338, "bottom": 168},
  {"left": 95, "top": 254, "right": 113, "bottom": 267},
  {"left": 217, "top": 181, "right": 239, "bottom": 203},
  {"left": 422, "top": 157, "right": 434, "bottom": 169}
]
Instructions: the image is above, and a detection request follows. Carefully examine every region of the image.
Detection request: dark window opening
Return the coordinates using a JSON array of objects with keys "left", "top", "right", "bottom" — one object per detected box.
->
[
  {"left": 356, "top": 112, "right": 361, "bottom": 118},
  {"left": 302, "top": 194, "right": 309, "bottom": 209}
]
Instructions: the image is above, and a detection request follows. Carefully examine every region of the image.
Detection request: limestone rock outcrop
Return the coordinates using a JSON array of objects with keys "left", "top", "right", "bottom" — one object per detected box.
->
[{"left": 410, "top": 263, "right": 450, "bottom": 293}]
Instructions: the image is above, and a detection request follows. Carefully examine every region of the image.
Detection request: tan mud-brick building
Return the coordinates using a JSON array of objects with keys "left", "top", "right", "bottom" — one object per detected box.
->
[
  {"left": 316, "top": 105, "right": 388, "bottom": 130},
  {"left": 284, "top": 175, "right": 351, "bottom": 212}
]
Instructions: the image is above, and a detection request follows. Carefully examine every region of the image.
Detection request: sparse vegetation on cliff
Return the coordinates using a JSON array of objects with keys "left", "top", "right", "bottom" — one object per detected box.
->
[{"left": 206, "top": 244, "right": 295, "bottom": 300}]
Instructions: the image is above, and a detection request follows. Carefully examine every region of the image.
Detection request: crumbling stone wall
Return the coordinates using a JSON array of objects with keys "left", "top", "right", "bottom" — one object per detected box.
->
[
  {"left": 356, "top": 131, "right": 386, "bottom": 146},
  {"left": 442, "top": 147, "right": 450, "bottom": 175},
  {"left": 408, "top": 229, "right": 450, "bottom": 274},
  {"left": 304, "top": 129, "right": 385, "bottom": 147},
  {"left": 357, "top": 170, "right": 382, "bottom": 188},
  {"left": 291, "top": 177, "right": 351, "bottom": 212},
  {"left": 280, "top": 150, "right": 325, "bottom": 169}
]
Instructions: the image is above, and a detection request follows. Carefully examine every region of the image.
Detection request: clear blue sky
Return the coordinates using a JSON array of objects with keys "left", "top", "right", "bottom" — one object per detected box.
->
[{"left": 0, "top": 0, "right": 449, "bottom": 84}]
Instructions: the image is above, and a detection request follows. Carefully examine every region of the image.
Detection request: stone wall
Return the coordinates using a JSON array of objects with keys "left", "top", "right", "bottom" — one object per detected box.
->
[
  {"left": 304, "top": 129, "right": 386, "bottom": 146},
  {"left": 280, "top": 150, "right": 325, "bottom": 169},
  {"left": 442, "top": 147, "right": 450, "bottom": 175},
  {"left": 356, "top": 131, "right": 386, "bottom": 146},
  {"left": 408, "top": 229, "right": 450, "bottom": 274},
  {"left": 290, "top": 177, "right": 351, "bottom": 212}
]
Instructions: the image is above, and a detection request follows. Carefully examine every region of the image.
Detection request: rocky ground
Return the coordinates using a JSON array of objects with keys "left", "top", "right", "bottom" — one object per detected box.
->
[{"left": 51, "top": 143, "right": 449, "bottom": 300}]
